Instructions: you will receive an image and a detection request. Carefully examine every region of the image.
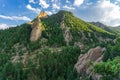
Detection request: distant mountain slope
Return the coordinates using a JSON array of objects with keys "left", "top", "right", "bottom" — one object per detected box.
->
[
  {"left": 109, "top": 26, "right": 120, "bottom": 36},
  {"left": 90, "top": 22, "right": 120, "bottom": 36},
  {"left": 90, "top": 22, "right": 113, "bottom": 33}
]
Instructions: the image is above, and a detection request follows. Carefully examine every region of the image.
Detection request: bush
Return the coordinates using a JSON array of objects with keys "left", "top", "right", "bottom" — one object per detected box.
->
[{"left": 94, "top": 57, "right": 120, "bottom": 80}]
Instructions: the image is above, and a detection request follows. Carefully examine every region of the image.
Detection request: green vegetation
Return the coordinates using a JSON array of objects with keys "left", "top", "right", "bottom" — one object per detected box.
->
[
  {"left": 0, "top": 23, "right": 31, "bottom": 51},
  {"left": 93, "top": 38, "right": 120, "bottom": 80},
  {"left": 0, "top": 46, "right": 80, "bottom": 80},
  {"left": 94, "top": 57, "right": 120, "bottom": 80},
  {"left": 41, "top": 10, "right": 115, "bottom": 46},
  {"left": 103, "top": 38, "right": 120, "bottom": 61},
  {"left": 0, "top": 10, "right": 119, "bottom": 80},
  {"left": 109, "top": 27, "right": 120, "bottom": 36}
]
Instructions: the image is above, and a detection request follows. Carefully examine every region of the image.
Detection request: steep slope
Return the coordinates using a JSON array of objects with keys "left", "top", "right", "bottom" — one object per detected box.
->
[
  {"left": 40, "top": 11, "right": 115, "bottom": 46},
  {"left": 0, "top": 10, "right": 117, "bottom": 80}
]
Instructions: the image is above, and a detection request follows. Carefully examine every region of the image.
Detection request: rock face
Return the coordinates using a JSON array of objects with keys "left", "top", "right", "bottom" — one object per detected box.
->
[
  {"left": 30, "top": 11, "right": 47, "bottom": 41},
  {"left": 60, "top": 16, "right": 72, "bottom": 46},
  {"left": 37, "top": 11, "right": 48, "bottom": 18},
  {"left": 30, "top": 17, "right": 42, "bottom": 41},
  {"left": 75, "top": 46, "right": 105, "bottom": 80},
  {"left": 64, "top": 28, "right": 72, "bottom": 46}
]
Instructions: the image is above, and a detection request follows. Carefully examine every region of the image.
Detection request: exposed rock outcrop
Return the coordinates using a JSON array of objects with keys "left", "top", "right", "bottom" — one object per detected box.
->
[
  {"left": 37, "top": 11, "right": 48, "bottom": 18},
  {"left": 30, "top": 11, "right": 47, "bottom": 41},
  {"left": 30, "top": 17, "right": 42, "bottom": 41},
  {"left": 75, "top": 46, "right": 105, "bottom": 80},
  {"left": 64, "top": 28, "right": 72, "bottom": 46},
  {"left": 60, "top": 16, "right": 72, "bottom": 46}
]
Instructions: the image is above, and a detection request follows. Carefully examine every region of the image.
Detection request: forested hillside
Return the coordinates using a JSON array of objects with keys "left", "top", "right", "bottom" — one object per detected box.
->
[{"left": 0, "top": 10, "right": 119, "bottom": 80}]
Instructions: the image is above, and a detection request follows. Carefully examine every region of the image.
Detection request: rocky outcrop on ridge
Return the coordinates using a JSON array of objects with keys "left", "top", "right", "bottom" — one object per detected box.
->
[
  {"left": 75, "top": 46, "right": 105, "bottom": 80},
  {"left": 30, "top": 11, "right": 47, "bottom": 41},
  {"left": 30, "top": 17, "right": 42, "bottom": 41}
]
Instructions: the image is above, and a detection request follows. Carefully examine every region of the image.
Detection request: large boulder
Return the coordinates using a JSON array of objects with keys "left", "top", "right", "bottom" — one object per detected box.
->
[{"left": 75, "top": 46, "right": 105, "bottom": 80}]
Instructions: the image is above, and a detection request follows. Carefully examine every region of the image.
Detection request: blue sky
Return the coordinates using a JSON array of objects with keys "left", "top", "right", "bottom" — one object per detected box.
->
[{"left": 0, "top": 0, "right": 120, "bottom": 29}]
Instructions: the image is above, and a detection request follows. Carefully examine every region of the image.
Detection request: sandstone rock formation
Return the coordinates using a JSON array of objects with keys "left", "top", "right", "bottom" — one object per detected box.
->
[
  {"left": 37, "top": 11, "right": 48, "bottom": 18},
  {"left": 30, "top": 11, "right": 47, "bottom": 41},
  {"left": 30, "top": 17, "right": 42, "bottom": 41},
  {"left": 75, "top": 46, "right": 105, "bottom": 80},
  {"left": 64, "top": 28, "right": 72, "bottom": 46},
  {"left": 60, "top": 17, "right": 72, "bottom": 46}
]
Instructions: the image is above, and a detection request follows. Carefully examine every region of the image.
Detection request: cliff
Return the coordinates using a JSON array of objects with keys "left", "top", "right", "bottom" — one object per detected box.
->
[{"left": 30, "top": 11, "right": 47, "bottom": 41}]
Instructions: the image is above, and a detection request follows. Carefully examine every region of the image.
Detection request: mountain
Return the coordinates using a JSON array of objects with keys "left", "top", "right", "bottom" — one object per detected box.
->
[
  {"left": 109, "top": 26, "right": 120, "bottom": 36},
  {"left": 0, "top": 10, "right": 119, "bottom": 80},
  {"left": 90, "top": 22, "right": 120, "bottom": 36},
  {"left": 90, "top": 22, "right": 113, "bottom": 33},
  {"left": 39, "top": 11, "right": 115, "bottom": 45}
]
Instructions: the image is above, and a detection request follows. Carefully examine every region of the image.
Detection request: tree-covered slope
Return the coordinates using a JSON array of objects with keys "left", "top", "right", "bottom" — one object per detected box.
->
[
  {"left": 0, "top": 10, "right": 115, "bottom": 52},
  {"left": 0, "top": 24, "right": 31, "bottom": 52},
  {"left": 41, "top": 10, "right": 115, "bottom": 46},
  {"left": 0, "top": 10, "right": 118, "bottom": 80}
]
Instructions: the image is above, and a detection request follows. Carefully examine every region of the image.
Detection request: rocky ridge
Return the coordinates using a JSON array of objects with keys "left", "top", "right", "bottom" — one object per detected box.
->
[
  {"left": 30, "top": 11, "right": 48, "bottom": 41},
  {"left": 75, "top": 46, "right": 105, "bottom": 80}
]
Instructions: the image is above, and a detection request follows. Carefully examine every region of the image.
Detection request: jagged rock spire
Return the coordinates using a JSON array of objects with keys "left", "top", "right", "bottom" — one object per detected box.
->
[
  {"left": 30, "top": 11, "right": 48, "bottom": 42},
  {"left": 30, "top": 17, "right": 42, "bottom": 42},
  {"left": 37, "top": 11, "right": 48, "bottom": 18}
]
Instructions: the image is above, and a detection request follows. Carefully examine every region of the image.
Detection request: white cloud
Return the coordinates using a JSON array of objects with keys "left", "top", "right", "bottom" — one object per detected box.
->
[
  {"left": 117, "top": 0, "right": 120, "bottom": 2},
  {"left": 29, "top": 0, "right": 36, "bottom": 4},
  {"left": 46, "top": 11, "right": 53, "bottom": 15},
  {"left": 63, "top": 5, "right": 75, "bottom": 10},
  {"left": 51, "top": 0, "right": 55, "bottom": 2},
  {"left": 52, "top": 4, "right": 60, "bottom": 9},
  {"left": 99, "top": 0, "right": 120, "bottom": 26},
  {"left": 26, "top": 4, "right": 41, "bottom": 14},
  {"left": 95, "top": 0, "right": 120, "bottom": 26},
  {"left": 0, "top": 24, "right": 16, "bottom": 30},
  {"left": 73, "top": 0, "right": 84, "bottom": 7},
  {"left": 66, "top": 0, "right": 70, "bottom": 3},
  {"left": 0, "top": 24, "right": 9, "bottom": 30},
  {"left": 86, "top": 2, "right": 93, "bottom": 6},
  {"left": 39, "top": 0, "right": 49, "bottom": 8},
  {"left": 75, "top": 0, "right": 120, "bottom": 26},
  {"left": 0, "top": 15, "right": 31, "bottom": 21}
]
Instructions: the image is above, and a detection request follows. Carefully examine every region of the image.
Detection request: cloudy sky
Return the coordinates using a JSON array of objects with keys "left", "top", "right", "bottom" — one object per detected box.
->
[{"left": 0, "top": 0, "right": 120, "bottom": 29}]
